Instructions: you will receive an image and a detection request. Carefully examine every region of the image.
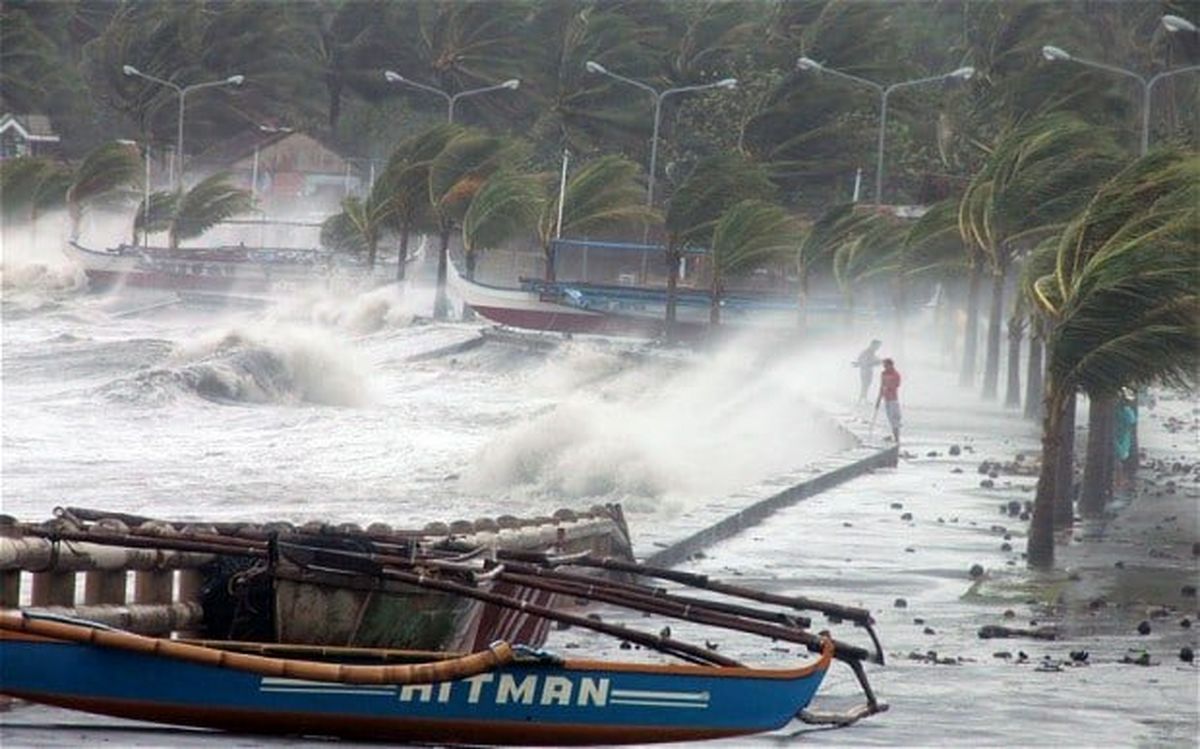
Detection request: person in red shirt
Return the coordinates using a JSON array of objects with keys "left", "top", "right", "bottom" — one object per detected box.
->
[{"left": 875, "top": 358, "right": 902, "bottom": 444}]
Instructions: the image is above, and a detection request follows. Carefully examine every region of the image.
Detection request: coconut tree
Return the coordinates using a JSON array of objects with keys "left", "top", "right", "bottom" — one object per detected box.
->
[
  {"left": 318, "top": 208, "right": 367, "bottom": 256},
  {"left": 135, "top": 172, "right": 253, "bottom": 249},
  {"left": 533, "top": 154, "right": 655, "bottom": 282},
  {"left": 1026, "top": 149, "right": 1199, "bottom": 567},
  {"left": 902, "top": 198, "right": 969, "bottom": 355},
  {"left": 707, "top": 199, "right": 798, "bottom": 325},
  {"left": 664, "top": 153, "right": 774, "bottom": 334},
  {"left": 427, "top": 128, "right": 519, "bottom": 319},
  {"left": 0, "top": 157, "right": 71, "bottom": 248},
  {"left": 375, "top": 125, "right": 458, "bottom": 281},
  {"left": 461, "top": 169, "right": 543, "bottom": 283},
  {"left": 1016, "top": 237, "right": 1057, "bottom": 418},
  {"left": 958, "top": 114, "right": 1127, "bottom": 400},
  {"left": 319, "top": 193, "right": 392, "bottom": 269}
]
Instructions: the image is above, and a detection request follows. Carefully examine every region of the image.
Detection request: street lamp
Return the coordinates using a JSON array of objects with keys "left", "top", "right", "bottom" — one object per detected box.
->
[
  {"left": 122, "top": 65, "right": 244, "bottom": 190},
  {"left": 382, "top": 71, "right": 520, "bottom": 123},
  {"left": 585, "top": 61, "right": 737, "bottom": 207},
  {"left": 1042, "top": 24, "right": 1200, "bottom": 154},
  {"left": 1161, "top": 15, "right": 1197, "bottom": 34},
  {"left": 796, "top": 57, "right": 974, "bottom": 206}
]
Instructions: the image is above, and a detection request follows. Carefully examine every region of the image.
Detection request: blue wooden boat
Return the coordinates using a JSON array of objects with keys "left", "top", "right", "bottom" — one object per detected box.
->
[{"left": 1, "top": 611, "right": 835, "bottom": 745}]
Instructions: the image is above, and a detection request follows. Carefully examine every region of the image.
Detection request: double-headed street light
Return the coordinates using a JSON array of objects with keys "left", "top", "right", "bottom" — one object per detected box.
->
[
  {"left": 1043, "top": 15, "right": 1200, "bottom": 154},
  {"left": 382, "top": 71, "right": 520, "bottom": 123},
  {"left": 121, "top": 65, "right": 244, "bottom": 190},
  {"left": 796, "top": 57, "right": 974, "bottom": 206},
  {"left": 585, "top": 61, "right": 737, "bottom": 207}
]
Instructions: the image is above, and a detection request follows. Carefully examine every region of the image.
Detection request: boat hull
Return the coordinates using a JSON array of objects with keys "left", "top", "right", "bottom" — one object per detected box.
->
[
  {"left": 64, "top": 241, "right": 368, "bottom": 295},
  {"left": 0, "top": 626, "right": 831, "bottom": 745}
]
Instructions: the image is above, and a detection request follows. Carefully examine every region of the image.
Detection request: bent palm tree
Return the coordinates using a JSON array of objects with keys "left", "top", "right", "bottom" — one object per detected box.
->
[
  {"left": 427, "top": 129, "right": 517, "bottom": 319},
  {"left": 65, "top": 141, "right": 142, "bottom": 240},
  {"left": 665, "top": 154, "right": 774, "bottom": 334},
  {"left": 462, "top": 169, "right": 543, "bottom": 281},
  {"left": 535, "top": 154, "right": 655, "bottom": 282},
  {"left": 376, "top": 125, "right": 459, "bottom": 281},
  {"left": 958, "top": 114, "right": 1126, "bottom": 399},
  {"left": 137, "top": 173, "right": 254, "bottom": 249},
  {"left": 0, "top": 157, "right": 72, "bottom": 249},
  {"left": 707, "top": 200, "right": 798, "bottom": 325},
  {"left": 1026, "top": 149, "right": 1199, "bottom": 567}
]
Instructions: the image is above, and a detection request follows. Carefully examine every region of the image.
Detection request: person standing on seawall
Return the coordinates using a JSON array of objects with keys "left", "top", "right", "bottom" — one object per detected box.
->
[
  {"left": 876, "top": 358, "right": 902, "bottom": 444},
  {"left": 853, "top": 339, "right": 883, "bottom": 403}
]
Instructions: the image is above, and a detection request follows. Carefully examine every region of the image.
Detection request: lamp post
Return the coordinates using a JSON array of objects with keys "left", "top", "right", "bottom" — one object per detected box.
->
[
  {"left": 796, "top": 57, "right": 974, "bottom": 206},
  {"left": 585, "top": 62, "right": 737, "bottom": 207},
  {"left": 382, "top": 71, "right": 520, "bottom": 123},
  {"left": 1042, "top": 36, "right": 1200, "bottom": 154},
  {"left": 122, "top": 66, "right": 244, "bottom": 191}
]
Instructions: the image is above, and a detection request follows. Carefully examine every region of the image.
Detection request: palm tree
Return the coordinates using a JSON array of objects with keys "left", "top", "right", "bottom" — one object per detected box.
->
[
  {"left": 1, "top": 142, "right": 138, "bottom": 246},
  {"left": 65, "top": 141, "right": 141, "bottom": 240},
  {"left": 957, "top": 114, "right": 1127, "bottom": 399},
  {"left": 707, "top": 199, "right": 798, "bottom": 325},
  {"left": 534, "top": 154, "right": 655, "bottom": 282},
  {"left": 0, "top": 157, "right": 71, "bottom": 248},
  {"left": 461, "top": 169, "right": 543, "bottom": 283},
  {"left": 1026, "top": 149, "right": 1199, "bottom": 567},
  {"left": 134, "top": 173, "right": 253, "bottom": 249},
  {"left": 375, "top": 125, "right": 457, "bottom": 281},
  {"left": 665, "top": 153, "right": 774, "bottom": 334},
  {"left": 902, "top": 198, "right": 969, "bottom": 353},
  {"left": 319, "top": 193, "right": 392, "bottom": 269},
  {"left": 427, "top": 128, "right": 519, "bottom": 319}
]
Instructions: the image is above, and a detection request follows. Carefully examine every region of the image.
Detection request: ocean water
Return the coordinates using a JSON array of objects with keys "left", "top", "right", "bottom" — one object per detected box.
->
[{"left": 2, "top": 239, "right": 1197, "bottom": 747}]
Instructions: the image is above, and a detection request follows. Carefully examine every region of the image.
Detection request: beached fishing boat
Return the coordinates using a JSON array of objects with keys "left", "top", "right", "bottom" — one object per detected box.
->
[
  {"left": 450, "top": 239, "right": 905, "bottom": 339},
  {"left": 0, "top": 526, "right": 886, "bottom": 744},
  {"left": 65, "top": 240, "right": 370, "bottom": 295}
]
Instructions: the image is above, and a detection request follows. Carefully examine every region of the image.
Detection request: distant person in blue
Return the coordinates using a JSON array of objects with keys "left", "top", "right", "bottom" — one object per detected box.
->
[
  {"left": 1114, "top": 389, "right": 1137, "bottom": 491},
  {"left": 852, "top": 339, "right": 883, "bottom": 403}
]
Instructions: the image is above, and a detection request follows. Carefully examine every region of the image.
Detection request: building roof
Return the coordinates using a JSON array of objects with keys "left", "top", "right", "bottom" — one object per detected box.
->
[
  {"left": 192, "top": 128, "right": 294, "bottom": 167},
  {"left": 0, "top": 113, "right": 61, "bottom": 142}
]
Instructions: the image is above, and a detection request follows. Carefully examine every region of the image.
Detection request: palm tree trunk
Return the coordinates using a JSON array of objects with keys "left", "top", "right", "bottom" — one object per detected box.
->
[
  {"left": 1024, "top": 321, "right": 1045, "bottom": 420},
  {"left": 367, "top": 236, "right": 378, "bottom": 270},
  {"left": 710, "top": 274, "right": 722, "bottom": 326},
  {"left": 982, "top": 262, "right": 1006, "bottom": 399},
  {"left": 796, "top": 261, "right": 808, "bottom": 333},
  {"left": 462, "top": 250, "right": 477, "bottom": 321},
  {"left": 939, "top": 283, "right": 958, "bottom": 363},
  {"left": 434, "top": 226, "right": 451, "bottom": 320},
  {"left": 664, "top": 249, "right": 680, "bottom": 337},
  {"left": 1080, "top": 392, "right": 1116, "bottom": 518},
  {"left": 960, "top": 258, "right": 982, "bottom": 386},
  {"left": 68, "top": 200, "right": 82, "bottom": 242},
  {"left": 1028, "top": 382, "right": 1065, "bottom": 568},
  {"left": 1005, "top": 316, "right": 1023, "bottom": 408},
  {"left": 1054, "top": 392, "right": 1077, "bottom": 528},
  {"left": 543, "top": 243, "right": 557, "bottom": 282},
  {"left": 396, "top": 217, "right": 410, "bottom": 281}
]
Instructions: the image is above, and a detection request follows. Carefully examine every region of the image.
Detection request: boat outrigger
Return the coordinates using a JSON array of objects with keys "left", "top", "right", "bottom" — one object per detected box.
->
[
  {"left": 0, "top": 508, "right": 887, "bottom": 743},
  {"left": 65, "top": 240, "right": 370, "bottom": 295}
]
